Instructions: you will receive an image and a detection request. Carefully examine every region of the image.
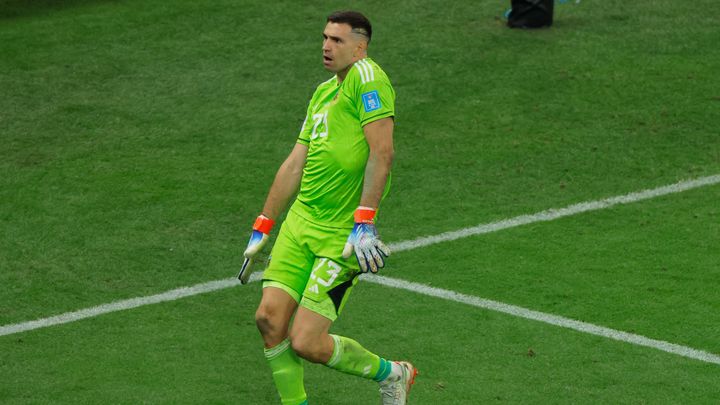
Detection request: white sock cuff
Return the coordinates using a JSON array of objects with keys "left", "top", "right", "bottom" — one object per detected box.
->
[
  {"left": 264, "top": 339, "right": 291, "bottom": 361},
  {"left": 326, "top": 334, "right": 343, "bottom": 367}
]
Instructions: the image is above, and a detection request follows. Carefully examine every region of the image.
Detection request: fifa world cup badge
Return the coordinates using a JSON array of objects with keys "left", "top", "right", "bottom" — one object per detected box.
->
[{"left": 362, "top": 90, "right": 381, "bottom": 112}]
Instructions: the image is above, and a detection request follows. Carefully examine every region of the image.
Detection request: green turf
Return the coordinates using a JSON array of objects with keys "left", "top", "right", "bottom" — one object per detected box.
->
[
  {"left": 395, "top": 184, "right": 720, "bottom": 354},
  {"left": 2, "top": 285, "right": 720, "bottom": 404},
  {"left": 1, "top": 0, "right": 719, "bottom": 403}
]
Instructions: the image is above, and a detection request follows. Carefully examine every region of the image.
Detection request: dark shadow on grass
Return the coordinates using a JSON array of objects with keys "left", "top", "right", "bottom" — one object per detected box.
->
[
  {"left": 0, "top": 0, "right": 121, "bottom": 19},
  {"left": 490, "top": 15, "right": 586, "bottom": 31}
]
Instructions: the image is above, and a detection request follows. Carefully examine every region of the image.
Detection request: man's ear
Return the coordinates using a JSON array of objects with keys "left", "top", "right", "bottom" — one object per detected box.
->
[{"left": 355, "top": 40, "right": 368, "bottom": 57}]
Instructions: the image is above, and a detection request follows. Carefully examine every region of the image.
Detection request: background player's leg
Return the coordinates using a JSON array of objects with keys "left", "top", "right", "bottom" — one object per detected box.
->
[{"left": 256, "top": 286, "right": 307, "bottom": 405}]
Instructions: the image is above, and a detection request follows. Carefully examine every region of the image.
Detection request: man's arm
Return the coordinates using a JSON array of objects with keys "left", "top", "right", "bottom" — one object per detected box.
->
[
  {"left": 262, "top": 142, "right": 308, "bottom": 219},
  {"left": 359, "top": 117, "right": 394, "bottom": 208},
  {"left": 238, "top": 142, "right": 307, "bottom": 283},
  {"left": 341, "top": 117, "right": 394, "bottom": 273}
]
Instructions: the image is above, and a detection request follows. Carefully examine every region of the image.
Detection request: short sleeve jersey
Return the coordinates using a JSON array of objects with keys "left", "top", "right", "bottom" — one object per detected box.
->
[{"left": 290, "top": 58, "right": 395, "bottom": 228}]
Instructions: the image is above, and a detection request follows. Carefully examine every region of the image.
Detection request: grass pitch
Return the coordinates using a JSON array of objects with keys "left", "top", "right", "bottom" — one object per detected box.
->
[{"left": 1, "top": 0, "right": 719, "bottom": 403}]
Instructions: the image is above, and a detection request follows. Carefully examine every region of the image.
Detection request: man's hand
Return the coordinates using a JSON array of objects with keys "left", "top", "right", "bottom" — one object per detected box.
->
[
  {"left": 238, "top": 215, "right": 275, "bottom": 284},
  {"left": 342, "top": 207, "right": 390, "bottom": 273}
]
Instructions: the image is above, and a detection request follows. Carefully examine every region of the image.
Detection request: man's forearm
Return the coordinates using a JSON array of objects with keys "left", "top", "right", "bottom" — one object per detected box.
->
[
  {"left": 359, "top": 149, "right": 393, "bottom": 209},
  {"left": 262, "top": 162, "right": 302, "bottom": 220}
]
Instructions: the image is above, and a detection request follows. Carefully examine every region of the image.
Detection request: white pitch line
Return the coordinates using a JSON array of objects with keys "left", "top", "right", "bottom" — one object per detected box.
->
[
  {"left": 0, "top": 278, "right": 245, "bottom": 337},
  {"left": 2, "top": 174, "right": 720, "bottom": 364},
  {"left": 362, "top": 274, "right": 720, "bottom": 365},
  {"left": 390, "top": 174, "right": 720, "bottom": 253}
]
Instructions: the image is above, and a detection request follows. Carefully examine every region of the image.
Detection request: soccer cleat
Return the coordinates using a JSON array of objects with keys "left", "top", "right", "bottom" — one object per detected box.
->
[{"left": 379, "top": 361, "right": 417, "bottom": 405}]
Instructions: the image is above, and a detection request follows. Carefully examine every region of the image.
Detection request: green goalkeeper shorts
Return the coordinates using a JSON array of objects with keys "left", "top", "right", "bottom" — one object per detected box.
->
[{"left": 262, "top": 209, "right": 361, "bottom": 321}]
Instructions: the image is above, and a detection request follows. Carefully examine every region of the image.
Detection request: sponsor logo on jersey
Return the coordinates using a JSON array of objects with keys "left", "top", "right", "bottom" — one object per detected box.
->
[{"left": 362, "top": 90, "right": 381, "bottom": 112}]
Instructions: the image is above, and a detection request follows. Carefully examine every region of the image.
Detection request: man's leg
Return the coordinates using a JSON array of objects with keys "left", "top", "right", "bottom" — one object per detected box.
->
[
  {"left": 255, "top": 286, "right": 307, "bottom": 405},
  {"left": 290, "top": 252, "right": 417, "bottom": 404},
  {"left": 256, "top": 286, "right": 297, "bottom": 348},
  {"left": 290, "top": 308, "right": 417, "bottom": 404},
  {"left": 289, "top": 307, "right": 397, "bottom": 382}
]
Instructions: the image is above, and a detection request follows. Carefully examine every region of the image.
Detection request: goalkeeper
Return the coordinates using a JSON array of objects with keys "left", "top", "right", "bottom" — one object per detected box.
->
[{"left": 240, "top": 10, "right": 416, "bottom": 405}]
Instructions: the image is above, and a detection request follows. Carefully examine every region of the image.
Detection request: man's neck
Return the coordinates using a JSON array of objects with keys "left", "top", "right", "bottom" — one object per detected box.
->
[{"left": 337, "top": 54, "right": 368, "bottom": 84}]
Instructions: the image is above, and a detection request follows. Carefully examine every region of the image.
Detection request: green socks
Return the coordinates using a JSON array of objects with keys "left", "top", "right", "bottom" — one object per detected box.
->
[
  {"left": 264, "top": 339, "right": 307, "bottom": 405},
  {"left": 325, "top": 334, "right": 393, "bottom": 382},
  {"left": 265, "top": 335, "right": 394, "bottom": 404}
]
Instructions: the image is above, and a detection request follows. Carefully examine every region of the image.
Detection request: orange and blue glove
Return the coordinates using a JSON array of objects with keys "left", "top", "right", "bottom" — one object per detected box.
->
[
  {"left": 342, "top": 207, "right": 391, "bottom": 273},
  {"left": 238, "top": 214, "right": 275, "bottom": 284}
]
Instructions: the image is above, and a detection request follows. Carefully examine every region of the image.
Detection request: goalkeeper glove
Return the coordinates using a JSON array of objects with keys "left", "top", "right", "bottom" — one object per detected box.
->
[
  {"left": 342, "top": 207, "right": 391, "bottom": 273},
  {"left": 238, "top": 214, "right": 275, "bottom": 284}
]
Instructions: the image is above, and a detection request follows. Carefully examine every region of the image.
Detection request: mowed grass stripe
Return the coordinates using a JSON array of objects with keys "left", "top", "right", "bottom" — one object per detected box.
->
[{"left": 2, "top": 174, "right": 719, "bottom": 364}]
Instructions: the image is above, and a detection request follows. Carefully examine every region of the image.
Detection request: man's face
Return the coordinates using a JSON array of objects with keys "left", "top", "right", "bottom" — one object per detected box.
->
[{"left": 322, "top": 22, "right": 363, "bottom": 73}]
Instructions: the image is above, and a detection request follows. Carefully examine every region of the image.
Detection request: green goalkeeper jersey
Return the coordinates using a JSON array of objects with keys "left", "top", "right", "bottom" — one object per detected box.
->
[{"left": 290, "top": 58, "right": 395, "bottom": 228}]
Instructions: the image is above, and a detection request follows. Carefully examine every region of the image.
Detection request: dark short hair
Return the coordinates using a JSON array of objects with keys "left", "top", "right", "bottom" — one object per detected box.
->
[{"left": 327, "top": 10, "right": 372, "bottom": 43}]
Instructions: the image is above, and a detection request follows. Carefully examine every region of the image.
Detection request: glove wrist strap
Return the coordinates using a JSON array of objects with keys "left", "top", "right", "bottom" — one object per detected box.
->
[
  {"left": 253, "top": 214, "right": 275, "bottom": 234},
  {"left": 354, "top": 207, "right": 376, "bottom": 224}
]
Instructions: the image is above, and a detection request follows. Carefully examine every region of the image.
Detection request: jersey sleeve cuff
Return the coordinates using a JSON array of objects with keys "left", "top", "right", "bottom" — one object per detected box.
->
[{"left": 361, "top": 112, "right": 395, "bottom": 127}]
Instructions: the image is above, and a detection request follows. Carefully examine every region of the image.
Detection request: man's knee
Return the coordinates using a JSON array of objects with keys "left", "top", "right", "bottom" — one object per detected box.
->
[
  {"left": 289, "top": 331, "right": 314, "bottom": 360},
  {"left": 254, "top": 287, "right": 298, "bottom": 343},
  {"left": 255, "top": 303, "right": 289, "bottom": 343},
  {"left": 289, "top": 329, "right": 331, "bottom": 363},
  {"left": 254, "top": 305, "right": 273, "bottom": 334}
]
